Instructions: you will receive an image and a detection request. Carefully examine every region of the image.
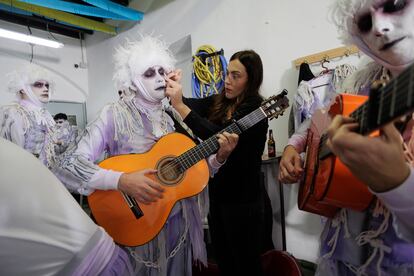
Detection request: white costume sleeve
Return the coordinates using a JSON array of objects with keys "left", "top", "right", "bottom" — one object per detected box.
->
[
  {"left": 55, "top": 106, "right": 121, "bottom": 195},
  {"left": 208, "top": 153, "right": 225, "bottom": 177},
  {"left": 287, "top": 118, "right": 310, "bottom": 153},
  {"left": 375, "top": 167, "right": 414, "bottom": 242},
  {"left": 0, "top": 105, "right": 26, "bottom": 147}
]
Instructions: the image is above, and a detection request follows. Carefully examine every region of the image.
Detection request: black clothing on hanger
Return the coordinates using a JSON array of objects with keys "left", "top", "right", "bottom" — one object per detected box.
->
[{"left": 298, "top": 62, "right": 315, "bottom": 85}]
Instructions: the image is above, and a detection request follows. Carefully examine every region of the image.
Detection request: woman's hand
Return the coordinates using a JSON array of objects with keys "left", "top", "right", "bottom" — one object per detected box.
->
[
  {"left": 165, "top": 69, "right": 191, "bottom": 118},
  {"left": 278, "top": 145, "right": 303, "bottom": 184},
  {"left": 326, "top": 115, "right": 410, "bottom": 192},
  {"left": 118, "top": 169, "right": 165, "bottom": 204},
  {"left": 216, "top": 132, "right": 239, "bottom": 163},
  {"left": 166, "top": 69, "right": 182, "bottom": 83}
]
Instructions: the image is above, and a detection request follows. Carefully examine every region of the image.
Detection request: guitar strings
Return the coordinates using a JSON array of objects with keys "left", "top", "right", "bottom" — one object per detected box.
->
[
  {"left": 158, "top": 97, "right": 286, "bottom": 177},
  {"left": 158, "top": 108, "right": 267, "bottom": 177},
  {"left": 317, "top": 68, "right": 414, "bottom": 154},
  {"left": 376, "top": 65, "right": 413, "bottom": 110},
  {"left": 159, "top": 124, "right": 234, "bottom": 175}
]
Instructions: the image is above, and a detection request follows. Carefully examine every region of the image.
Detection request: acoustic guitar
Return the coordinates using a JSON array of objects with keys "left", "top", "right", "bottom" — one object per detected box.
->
[
  {"left": 298, "top": 64, "right": 414, "bottom": 218},
  {"left": 88, "top": 90, "right": 289, "bottom": 246}
]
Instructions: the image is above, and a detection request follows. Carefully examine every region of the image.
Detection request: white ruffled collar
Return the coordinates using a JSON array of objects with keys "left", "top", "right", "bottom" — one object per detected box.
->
[
  {"left": 133, "top": 97, "right": 171, "bottom": 138},
  {"left": 19, "top": 99, "right": 55, "bottom": 129}
]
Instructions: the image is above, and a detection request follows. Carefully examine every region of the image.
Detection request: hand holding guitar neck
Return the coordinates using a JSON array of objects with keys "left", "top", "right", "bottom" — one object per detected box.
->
[
  {"left": 118, "top": 169, "right": 165, "bottom": 205},
  {"left": 216, "top": 131, "right": 239, "bottom": 163},
  {"left": 326, "top": 115, "right": 411, "bottom": 193}
]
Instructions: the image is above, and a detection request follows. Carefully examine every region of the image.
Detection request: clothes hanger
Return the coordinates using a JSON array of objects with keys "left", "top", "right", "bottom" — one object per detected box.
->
[
  {"left": 308, "top": 57, "right": 333, "bottom": 89},
  {"left": 320, "top": 57, "right": 331, "bottom": 75}
]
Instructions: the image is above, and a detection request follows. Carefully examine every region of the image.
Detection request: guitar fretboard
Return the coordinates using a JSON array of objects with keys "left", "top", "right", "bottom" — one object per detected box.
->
[
  {"left": 176, "top": 107, "right": 267, "bottom": 171},
  {"left": 319, "top": 64, "right": 414, "bottom": 159},
  {"left": 352, "top": 65, "right": 414, "bottom": 135}
]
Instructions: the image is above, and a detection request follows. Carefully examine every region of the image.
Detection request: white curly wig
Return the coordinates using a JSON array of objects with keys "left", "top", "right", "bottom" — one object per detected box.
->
[
  {"left": 7, "top": 63, "right": 54, "bottom": 95},
  {"left": 329, "top": 0, "right": 374, "bottom": 45},
  {"left": 113, "top": 35, "right": 176, "bottom": 90}
]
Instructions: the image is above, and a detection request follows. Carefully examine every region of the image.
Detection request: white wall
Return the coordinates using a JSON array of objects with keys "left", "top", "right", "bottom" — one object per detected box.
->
[
  {"left": 85, "top": 0, "right": 351, "bottom": 145},
  {"left": 0, "top": 20, "right": 88, "bottom": 105},
  {"left": 82, "top": 0, "right": 363, "bottom": 263}
]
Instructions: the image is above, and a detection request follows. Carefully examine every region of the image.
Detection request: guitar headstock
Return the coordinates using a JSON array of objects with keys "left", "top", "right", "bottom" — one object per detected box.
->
[{"left": 261, "top": 89, "right": 289, "bottom": 120}]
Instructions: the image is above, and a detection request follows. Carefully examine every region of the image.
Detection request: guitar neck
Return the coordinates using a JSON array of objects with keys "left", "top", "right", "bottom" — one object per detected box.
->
[
  {"left": 319, "top": 64, "right": 414, "bottom": 159},
  {"left": 177, "top": 107, "right": 267, "bottom": 171},
  {"left": 353, "top": 67, "right": 414, "bottom": 135}
]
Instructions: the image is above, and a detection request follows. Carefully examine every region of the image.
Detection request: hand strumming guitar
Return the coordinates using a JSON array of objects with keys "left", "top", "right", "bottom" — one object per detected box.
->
[
  {"left": 279, "top": 145, "right": 304, "bottom": 184},
  {"left": 326, "top": 115, "right": 411, "bottom": 193},
  {"left": 118, "top": 169, "right": 165, "bottom": 205}
]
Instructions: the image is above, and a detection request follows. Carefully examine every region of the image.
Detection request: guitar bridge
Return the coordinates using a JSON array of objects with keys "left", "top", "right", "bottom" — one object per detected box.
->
[
  {"left": 130, "top": 205, "right": 144, "bottom": 219},
  {"left": 122, "top": 192, "right": 144, "bottom": 219}
]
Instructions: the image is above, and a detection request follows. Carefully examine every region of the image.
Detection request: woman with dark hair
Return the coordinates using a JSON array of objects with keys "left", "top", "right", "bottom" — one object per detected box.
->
[{"left": 167, "top": 50, "right": 273, "bottom": 276}]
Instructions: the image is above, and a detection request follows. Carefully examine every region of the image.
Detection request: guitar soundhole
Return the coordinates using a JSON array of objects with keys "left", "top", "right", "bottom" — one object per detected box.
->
[{"left": 156, "top": 156, "right": 184, "bottom": 186}]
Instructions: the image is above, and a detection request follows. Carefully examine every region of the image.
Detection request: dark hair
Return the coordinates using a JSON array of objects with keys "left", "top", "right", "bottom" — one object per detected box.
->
[
  {"left": 54, "top": 113, "right": 68, "bottom": 121},
  {"left": 208, "top": 50, "right": 263, "bottom": 123}
]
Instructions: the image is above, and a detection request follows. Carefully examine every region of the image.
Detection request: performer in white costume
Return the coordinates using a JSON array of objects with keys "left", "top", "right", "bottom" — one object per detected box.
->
[
  {"left": 53, "top": 113, "right": 79, "bottom": 155},
  {"left": 280, "top": 1, "right": 414, "bottom": 275},
  {"left": 0, "top": 64, "right": 57, "bottom": 167},
  {"left": 54, "top": 35, "right": 238, "bottom": 276}
]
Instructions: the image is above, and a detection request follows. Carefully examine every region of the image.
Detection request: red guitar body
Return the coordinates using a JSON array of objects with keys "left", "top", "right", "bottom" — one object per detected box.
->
[{"left": 298, "top": 94, "right": 374, "bottom": 217}]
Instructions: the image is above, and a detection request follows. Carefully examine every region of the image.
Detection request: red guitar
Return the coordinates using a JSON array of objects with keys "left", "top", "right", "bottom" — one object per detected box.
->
[
  {"left": 89, "top": 91, "right": 289, "bottom": 246},
  {"left": 299, "top": 65, "right": 414, "bottom": 218}
]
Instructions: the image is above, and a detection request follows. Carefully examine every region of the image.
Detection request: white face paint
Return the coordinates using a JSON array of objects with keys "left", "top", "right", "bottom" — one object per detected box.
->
[
  {"left": 134, "top": 66, "right": 167, "bottom": 103},
  {"left": 353, "top": 0, "right": 414, "bottom": 67},
  {"left": 55, "top": 118, "right": 69, "bottom": 129},
  {"left": 30, "top": 80, "right": 50, "bottom": 104}
]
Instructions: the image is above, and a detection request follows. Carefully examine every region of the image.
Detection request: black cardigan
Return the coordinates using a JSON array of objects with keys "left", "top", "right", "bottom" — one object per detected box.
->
[{"left": 183, "top": 95, "right": 268, "bottom": 204}]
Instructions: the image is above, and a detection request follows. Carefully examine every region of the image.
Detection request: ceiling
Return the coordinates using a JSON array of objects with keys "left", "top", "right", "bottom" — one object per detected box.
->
[{"left": 0, "top": 0, "right": 145, "bottom": 39}]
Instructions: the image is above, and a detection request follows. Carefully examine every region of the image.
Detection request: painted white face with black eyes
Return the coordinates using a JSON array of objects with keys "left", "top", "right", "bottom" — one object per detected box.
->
[
  {"left": 23, "top": 79, "right": 50, "bottom": 104},
  {"left": 136, "top": 65, "right": 167, "bottom": 102},
  {"left": 353, "top": 0, "right": 414, "bottom": 67}
]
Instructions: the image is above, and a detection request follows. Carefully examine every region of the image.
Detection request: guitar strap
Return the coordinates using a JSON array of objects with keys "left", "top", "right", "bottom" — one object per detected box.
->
[{"left": 165, "top": 108, "right": 200, "bottom": 145}]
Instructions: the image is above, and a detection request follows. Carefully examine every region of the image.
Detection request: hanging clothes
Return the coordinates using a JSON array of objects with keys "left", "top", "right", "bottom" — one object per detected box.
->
[
  {"left": 298, "top": 62, "right": 316, "bottom": 85},
  {"left": 289, "top": 63, "right": 316, "bottom": 136},
  {"left": 291, "top": 64, "right": 356, "bottom": 132},
  {"left": 293, "top": 71, "right": 334, "bottom": 132}
]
